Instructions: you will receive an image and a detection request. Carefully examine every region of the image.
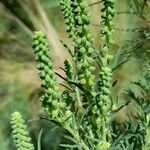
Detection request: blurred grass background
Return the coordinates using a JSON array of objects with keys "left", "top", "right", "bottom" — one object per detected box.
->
[{"left": 0, "top": 0, "right": 150, "bottom": 149}]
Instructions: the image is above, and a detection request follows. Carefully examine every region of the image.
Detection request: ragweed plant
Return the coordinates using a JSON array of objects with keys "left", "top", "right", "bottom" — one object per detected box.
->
[
  {"left": 11, "top": 112, "right": 34, "bottom": 150},
  {"left": 10, "top": 0, "right": 150, "bottom": 150}
]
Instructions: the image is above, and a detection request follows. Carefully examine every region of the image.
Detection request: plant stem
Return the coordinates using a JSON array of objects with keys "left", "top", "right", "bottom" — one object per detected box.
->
[{"left": 75, "top": 87, "right": 82, "bottom": 108}]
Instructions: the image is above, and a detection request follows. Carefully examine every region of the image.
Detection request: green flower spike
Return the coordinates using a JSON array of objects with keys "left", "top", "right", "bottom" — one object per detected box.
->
[
  {"left": 97, "top": 66, "right": 112, "bottom": 116},
  {"left": 32, "top": 31, "right": 65, "bottom": 117},
  {"left": 60, "top": 0, "right": 96, "bottom": 91},
  {"left": 97, "top": 0, "right": 116, "bottom": 116},
  {"left": 59, "top": 0, "right": 76, "bottom": 39},
  {"left": 11, "top": 112, "right": 34, "bottom": 150},
  {"left": 101, "top": 0, "right": 116, "bottom": 45},
  {"left": 71, "top": 0, "right": 96, "bottom": 91},
  {"left": 94, "top": 0, "right": 116, "bottom": 146}
]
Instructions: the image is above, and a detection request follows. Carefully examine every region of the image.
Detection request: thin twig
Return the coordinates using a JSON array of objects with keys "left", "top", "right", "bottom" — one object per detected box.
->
[
  {"left": 59, "top": 83, "right": 73, "bottom": 92},
  {"left": 112, "top": 101, "right": 131, "bottom": 113},
  {"left": 55, "top": 72, "right": 66, "bottom": 81},
  {"left": 60, "top": 67, "right": 66, "bottom": 73},
  {"left": 60, "top": 40, "right": 74, "bottom": 57}
]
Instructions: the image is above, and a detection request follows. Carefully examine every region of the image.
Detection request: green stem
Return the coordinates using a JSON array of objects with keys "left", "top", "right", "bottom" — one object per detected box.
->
[
  {"left": 102, "top": 118, "right": 107, "bottom": 142},
  {"left": 75, "top": 87, "right": 82, "bottom": 107}
]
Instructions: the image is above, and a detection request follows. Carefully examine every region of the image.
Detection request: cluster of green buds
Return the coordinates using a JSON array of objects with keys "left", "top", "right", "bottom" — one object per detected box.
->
[
  {"left": 97, "top": 66, "right": 112, "bottom": 116},
  {"left": 101, "top": 0, "right": 116, "bottom": 45},
  {"left": 59, "top": 0, "right": 76, "bottom": 38},
  {"left": 32, "top": 31, "right": 65, "bottom": 118},
  {"left": 64, "top": 59, "right": 74, "bottom": 80},
  {"left": 97, "top": 0, "right": 116, "bottom": 116},
  {"left": 60, "top": 0, "right": 96, "bottom": 91},
  {"left": 70, "top": 0, "right": 88, "bottom": 25},
  {"left": 11, "top": 112, "right": 34, "bottom": 150},
  {"left": 72, "top": 0, "right": 95, "bottom": 91},
  {"left": 93, "top": 0, "right": 116, "bottom": 145}
]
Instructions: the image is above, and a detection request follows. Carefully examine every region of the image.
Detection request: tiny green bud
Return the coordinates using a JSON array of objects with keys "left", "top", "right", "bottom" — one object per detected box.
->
[{"left": 80, "top": 78, "right": 86, "bottom": 85}]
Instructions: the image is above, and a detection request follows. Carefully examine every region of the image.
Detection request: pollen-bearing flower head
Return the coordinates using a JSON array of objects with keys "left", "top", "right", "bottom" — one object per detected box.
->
[
  {"left": 11, "top": 112, "right": 34, "bottom": 150},
  {"left": 59, "top": 0, "right": 76, "bottom": 38},
  {"left": 32, "top": 31, "right": 61, "bottom": 107},
  {"left": 101, "top": 0, "right": 116, "bottom": 45}
]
